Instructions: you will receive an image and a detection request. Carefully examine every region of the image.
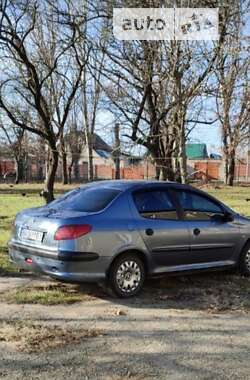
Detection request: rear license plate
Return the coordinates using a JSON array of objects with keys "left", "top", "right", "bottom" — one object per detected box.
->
[{"left": 21, "top": 228, "right": 44, "bottom": 242}]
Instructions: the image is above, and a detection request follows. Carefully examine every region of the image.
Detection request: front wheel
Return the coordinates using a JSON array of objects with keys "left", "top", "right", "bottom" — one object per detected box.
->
[
  {"left": 109, "top": 254, "right": 145, "bottom": 298},
  {"left": 239, "top": 243, "right": 250, "bottom": 276}
]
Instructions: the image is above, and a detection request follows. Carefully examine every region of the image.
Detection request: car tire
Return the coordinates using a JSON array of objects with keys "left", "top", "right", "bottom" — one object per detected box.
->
[
  {"left": 109, "top": 254, "right": 145, "bottom": 298},
  {"left": 239, "top": 243, "right": 250, "bottom": 276}
]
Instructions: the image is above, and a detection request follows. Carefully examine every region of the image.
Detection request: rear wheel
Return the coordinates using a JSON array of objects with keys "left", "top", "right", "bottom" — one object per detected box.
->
[
  {"left": 239, "top": 243, "right": 250, "bottom": 276},
  {"left": 109, "top": 254, "right": 145, "bottom": 298}
]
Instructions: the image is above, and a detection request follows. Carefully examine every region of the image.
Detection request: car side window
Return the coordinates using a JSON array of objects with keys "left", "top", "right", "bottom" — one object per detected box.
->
[
  {"left": 175, "top": 190, "right": 224, "bottom": 221},
  {"left": 133, "top": 190, "right": 178, "bottom": 220}
]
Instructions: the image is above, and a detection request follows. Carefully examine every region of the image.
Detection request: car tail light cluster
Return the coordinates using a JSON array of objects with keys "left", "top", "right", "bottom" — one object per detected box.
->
[{"left": 54, "top": 224, "right": 92, "bottom": 240}]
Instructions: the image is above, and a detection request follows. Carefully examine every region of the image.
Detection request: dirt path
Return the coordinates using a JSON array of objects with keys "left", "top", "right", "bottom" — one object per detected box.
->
[{"left": 0, "top": 275, "right": 250, "bottom": 380}]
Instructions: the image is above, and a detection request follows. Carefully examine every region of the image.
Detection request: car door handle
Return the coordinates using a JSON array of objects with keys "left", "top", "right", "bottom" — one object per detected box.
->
[
  {"left": 145, "top": 228, "right": 154, "bottom": 236},
  {"left": 193, "top": 228, "right": 200, "bottom": 236}
]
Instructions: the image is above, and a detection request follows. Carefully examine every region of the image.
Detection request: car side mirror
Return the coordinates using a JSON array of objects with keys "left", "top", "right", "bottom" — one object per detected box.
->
[
  {"left": 211, "top": 212, "right": 234, "bottom": 223},
  {"left": 224, "top": 212, "right": 234, "bottom": 222}
]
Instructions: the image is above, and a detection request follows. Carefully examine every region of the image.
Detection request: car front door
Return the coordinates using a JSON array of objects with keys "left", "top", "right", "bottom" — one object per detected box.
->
[
  {"left": 131, "top": 188, "right": 191, "bottom": 269},
  {"left": 174, "top": 189, "right": 240, "bottom": 265}
]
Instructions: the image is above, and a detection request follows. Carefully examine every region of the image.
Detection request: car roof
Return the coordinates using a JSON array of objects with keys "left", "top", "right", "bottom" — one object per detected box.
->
[
  {"left": 79, "top": 180, "right": 231, "bottom": 211},
  {"left": 81, "top": 180, "right": 182, "bottom": 191}
]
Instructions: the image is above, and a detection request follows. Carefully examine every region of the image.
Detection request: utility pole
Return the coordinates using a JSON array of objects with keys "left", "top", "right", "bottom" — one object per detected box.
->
[
  {"left": 113, "top": 123, "right": 120, "bottom": 179},
  {"left": 246, "top": 125, "right": 250, "bottom": 183}
]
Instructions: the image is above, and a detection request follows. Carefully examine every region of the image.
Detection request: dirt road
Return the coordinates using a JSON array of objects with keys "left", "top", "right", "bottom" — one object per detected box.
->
[{"left": 0, "top": 275, "right": 249, "bottom": 380}]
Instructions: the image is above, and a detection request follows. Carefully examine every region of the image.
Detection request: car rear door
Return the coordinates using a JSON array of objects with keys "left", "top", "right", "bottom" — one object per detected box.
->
[
  {"left": 131, "top": 188, "right": 191, "bottom": 268},
  {"left": 173, "top": 189, "right": 240, "bottom": 265}
]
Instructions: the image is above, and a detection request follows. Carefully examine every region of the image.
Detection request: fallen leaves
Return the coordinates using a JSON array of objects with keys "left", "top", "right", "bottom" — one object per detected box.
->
[
  {"left": 144, "top": 274, "right": 250, "bottom": 313},
  {"left": 0, "top": 320, "right": 104, "bottom": 353}
]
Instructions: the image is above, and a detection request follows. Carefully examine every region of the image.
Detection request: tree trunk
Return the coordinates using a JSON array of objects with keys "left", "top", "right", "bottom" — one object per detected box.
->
[
  {"left": 15, "top": 161, "right": 20, "bottom": 184},
  {"left": 159, "top": 165, "right": 168, "bottom": 180},
  {"left": 224, "top": 142, "right": 235, "bottom": 186},
  {"left": 151, "top": 150, "right": 160, "bottom": 180},
  {"left": 24, "top": 155, "right": 29, "bottom": 183},
  {"left": 224, "top": 157, "right": 229, "bottom": 185},
  {"left": 155, "top": 165, "right": 160, "bottom": 180},
  {"left": 68, "top": 162, "right": 73, "bottom": 184},
  {"left": 227, "top": 155, "right": 235, "bottom": 186},
  {"left": 113, "top": 123, "right": 120, "bottom": 179},
  {"left": 43, "top": 147, "right": 59, "bottom": 203},
  {"left": 62, "top": 151, "right": 68, "bottom": 184},
  {"left": 178, "top": 122, "right": 187, "bottom": 184},
  {"left": 222, "top": 129, "right": 229, "bottom": 185},
  {"left": 159, "top": 159, "right": 175, "bottom": 181},
  {"left": 14, "top": 157, "right": 24, "bottom": 184},
  {"left": 74, "top": 159, "right": 80, "bottom": 181},
  {"left": 60, "top": 137, "right": 68, "bottom": 185},
  {"left": 37, "top": 163, "right": 44, "bottom": 181},
  {"left": 179, "top": 156, "right": 187, "bottom": 184},
  {"left": 173, "top": 157, "right": 181, "bottom": 182},
  {"left": 87, "top": 133, "right": 94, "bottom": 181}
]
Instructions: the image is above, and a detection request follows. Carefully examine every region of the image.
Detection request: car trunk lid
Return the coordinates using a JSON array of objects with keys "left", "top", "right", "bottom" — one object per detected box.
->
[{"left": 13, "top": 207, "right": 94, "bottom": 249}]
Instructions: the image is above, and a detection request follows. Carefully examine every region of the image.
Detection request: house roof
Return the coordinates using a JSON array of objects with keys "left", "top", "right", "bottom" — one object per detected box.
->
[
  {"left": 65, "top": 131, "right": 112, "bottom": 153},
  {"left": 186, "top": 143, "right": 208, "bottom": 160},
  {"left": 92, "top": 134, "right": 112, "bottom": 152},
  {"left": 96, "top": 149, "right": 112, "bottom": 159}
]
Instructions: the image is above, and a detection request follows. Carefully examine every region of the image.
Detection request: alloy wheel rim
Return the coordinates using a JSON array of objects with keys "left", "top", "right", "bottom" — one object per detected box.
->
[
  {"left": 116, "top": 260, "right": 141, "bottom": 293},
  {"left": 245, "top": 249, "right": 250, "bottom": 271}
]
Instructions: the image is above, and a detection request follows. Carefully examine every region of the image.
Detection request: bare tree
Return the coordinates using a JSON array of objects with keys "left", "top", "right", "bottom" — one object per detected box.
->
[
  {"left": 90, "top": 0, "right": 234, "bottom": 183},
  {"left": 215, "top": 3, "right": 250, "bottom": 185},
  {"left": 65, "top": 105, "right": 85, "bottom": 183},
  {"left": 0, "top": 123, "right": 26, "bottom": 183},
  {"left": 79, "top": 1, "right": 107, "bottom": 182},
  {"left": 0, "top": 0, "right": 86, "bottom": 201},
  {"left": 83, "top": 51, "right": 106, "bottom": 180}
]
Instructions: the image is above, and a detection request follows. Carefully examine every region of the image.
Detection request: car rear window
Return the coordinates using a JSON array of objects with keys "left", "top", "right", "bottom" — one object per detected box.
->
[{"left": 49, "top": 187, "right": 121, "bottom": 212}]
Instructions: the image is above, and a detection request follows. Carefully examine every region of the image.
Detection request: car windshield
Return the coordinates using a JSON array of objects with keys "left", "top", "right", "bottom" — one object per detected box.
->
[{"left": 48, "top": 187, "right": 121, "bottom": 212}]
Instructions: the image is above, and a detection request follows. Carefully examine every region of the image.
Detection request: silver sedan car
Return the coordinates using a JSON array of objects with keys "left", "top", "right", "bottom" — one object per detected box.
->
[{"left": 8, "top": 180, "right": 250, "bottom": 297}]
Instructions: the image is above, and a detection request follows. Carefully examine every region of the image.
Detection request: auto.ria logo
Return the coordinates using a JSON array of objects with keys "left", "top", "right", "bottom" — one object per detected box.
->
[{"left": 113, "top": 8, "right": 219, "bottom": 41}]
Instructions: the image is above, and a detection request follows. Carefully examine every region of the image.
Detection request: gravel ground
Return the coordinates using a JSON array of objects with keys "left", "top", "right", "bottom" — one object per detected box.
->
[{"left": 0, "top": 274, "right": 250, "bottom": 380}]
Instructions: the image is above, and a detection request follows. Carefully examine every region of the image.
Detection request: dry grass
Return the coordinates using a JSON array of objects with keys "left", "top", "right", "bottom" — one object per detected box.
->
[
  {"left": 144, "top": 273, "right": 250, "bottom": 313},
  {"left": 1, "top": 282, "right": 103, "bottom": 305},
  {"left": 0, "top": 320, "right": 103, "bottom": 353}
]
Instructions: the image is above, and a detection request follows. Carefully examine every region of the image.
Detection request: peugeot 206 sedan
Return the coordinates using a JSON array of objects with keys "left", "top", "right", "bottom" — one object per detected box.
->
[{"left": 8, "top": 180, "right": 250, "bottom": 297}]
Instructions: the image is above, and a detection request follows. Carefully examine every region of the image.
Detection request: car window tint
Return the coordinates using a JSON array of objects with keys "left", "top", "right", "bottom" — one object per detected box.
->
[
  {"left": 49, "top": 188, "right": 121, "bottom": 212},
  {"left": 133, "top": 190, "right": 178, "bottom": 220},
  {"left": 176, "top": 190, "right": 223, "bottom": 221}
]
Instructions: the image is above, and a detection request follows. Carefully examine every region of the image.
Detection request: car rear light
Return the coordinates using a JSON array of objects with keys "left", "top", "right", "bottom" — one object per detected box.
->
[
  {"left": 25, "top": 258, "right": 33, "bottom": 264},
  {"left": 54, "top": 224, "right": 92, "bottom": 240}
]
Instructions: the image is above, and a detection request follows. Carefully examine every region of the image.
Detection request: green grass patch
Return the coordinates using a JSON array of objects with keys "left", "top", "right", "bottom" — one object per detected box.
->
[
  {"left": 2, "top": 283, "right": 96, "bottom": 305},
  {"left": 0, "top": 182, "right": 79, "bottom": 194},
  {"left": 0, "top": 194, "right": 43, "bottom": 275},
  {"left": 0, "top": 185, "right": 78, "bottom": 275},
  {"left": 206, "top": 185, "right": 250, "bottom": 216},
  {"left": 0, "top": 250, "right": 19, "bottom": 275}
]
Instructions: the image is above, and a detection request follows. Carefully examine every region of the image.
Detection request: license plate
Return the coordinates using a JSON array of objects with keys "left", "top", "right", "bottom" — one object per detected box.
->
[{"left": 21, "top": 228, "right": 44, "bottom": 242}]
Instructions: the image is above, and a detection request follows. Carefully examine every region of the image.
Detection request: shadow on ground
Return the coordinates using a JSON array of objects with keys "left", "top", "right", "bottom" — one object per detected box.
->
[
  {"left": 1, "top": 270, "right": 250, "bottom": 312},
  {"left": 75, "top": 271, "right": 250, "bottom": 313}
]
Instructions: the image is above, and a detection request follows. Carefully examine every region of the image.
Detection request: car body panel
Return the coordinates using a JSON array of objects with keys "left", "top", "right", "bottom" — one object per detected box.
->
[
  {"left": 128, "top": 190, "right": 191, "bottom": 267},
  {"left": 8, "top": 180, "right": 250, "bottom": 283},
  {"left": 185, "top": 218, "right": 241, "bottom": 262}
]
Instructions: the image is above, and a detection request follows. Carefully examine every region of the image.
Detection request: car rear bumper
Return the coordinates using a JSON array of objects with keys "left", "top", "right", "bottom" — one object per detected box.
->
[{"left": 8, "top": 241, "right": 110, "bottom": 282}]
